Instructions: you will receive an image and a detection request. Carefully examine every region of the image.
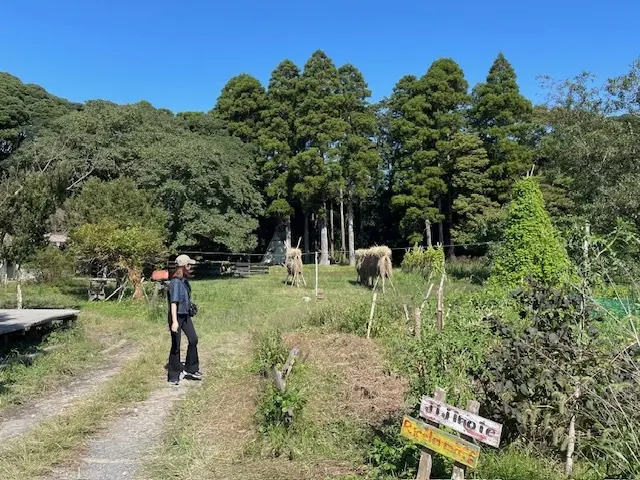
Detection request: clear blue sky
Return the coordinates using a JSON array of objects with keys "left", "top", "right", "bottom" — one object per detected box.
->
[{"left": 3, "top": 0, "right": 639, "bottom": 112}]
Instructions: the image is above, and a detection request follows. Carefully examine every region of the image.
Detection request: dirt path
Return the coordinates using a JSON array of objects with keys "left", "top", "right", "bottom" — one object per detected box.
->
[
  {"left": 0, "top": 340, "right": 135, "bottom": 441},
  {"left": 45, "top": 380, "right": 200, "bottom": 480}
]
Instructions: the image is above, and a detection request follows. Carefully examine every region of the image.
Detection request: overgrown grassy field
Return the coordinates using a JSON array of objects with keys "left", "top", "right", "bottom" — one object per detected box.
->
[{"left": 0, "top": 265, "right": 636, "bottom": 479}]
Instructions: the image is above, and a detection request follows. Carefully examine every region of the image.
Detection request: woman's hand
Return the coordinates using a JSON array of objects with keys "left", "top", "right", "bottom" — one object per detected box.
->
[{"left": 170, "top": 303, "right": 179, "bottom": 333}]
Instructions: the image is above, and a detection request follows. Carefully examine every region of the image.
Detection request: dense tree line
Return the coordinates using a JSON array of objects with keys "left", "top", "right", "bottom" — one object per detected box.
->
[{"left": 1, "top": 53, "right": 639, "bottom": 270}]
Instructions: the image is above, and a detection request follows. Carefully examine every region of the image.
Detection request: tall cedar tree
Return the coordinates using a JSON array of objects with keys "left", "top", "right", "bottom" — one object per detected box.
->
[
  {"left": 258, "top": 60, "right": 301, "bottom": 248},
  {"left": 293, "top": 51, "right": 346, "bottom": 263},
  {"left": 337, "top": 64, "right": 380, "bottom": 265},
  {"left": 420, "top": 58, "right": 482, "bottom": 250},
  {"left": 390, "top": 59, "right": 487, "bottom": 248},
  {"left": 214, "top": 74, "right": 267, "bottom": 144},
  {"left": 389, "top": 74, "right": 442, "bottom": 245},
  {"left": 470, "top": 53, "right": 534, "bottom": 204}
]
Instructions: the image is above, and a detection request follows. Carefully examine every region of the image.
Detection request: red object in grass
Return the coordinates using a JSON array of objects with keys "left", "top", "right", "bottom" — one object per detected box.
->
[{"left": 151, "top": 269, "right": 169, "bottom": 281}]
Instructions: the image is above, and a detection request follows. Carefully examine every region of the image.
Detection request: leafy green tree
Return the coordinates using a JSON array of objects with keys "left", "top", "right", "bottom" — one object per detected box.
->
[
  {"left": 64, "top": 177, "right": 167, "bottom": 231},
  {"left": 0, "top": 72, "right": 79, "bottom": 160},
  {"left": 470, "top": 53, "right": 535, "bottom": 204},
  {"left": 258, "top": 60, "right": 301, "bottom": 248},
  {"left": 66, "top": 177, "right": 168, "bottom": 299},
  {"left": 540, "top": 62, "right": 640, "bottom": 236},
  {"left": 214, "top": 74, "right": 267, "bottom": 144},
  {"left": 134, "top": 132, "right": 264, "bottom": 252},
  {"left": 336, "top": 64, "right": 380, "bottom": 265},
  {"left": 292, "top": 51, "right": 346, "bottom": 263},
  {"left": 489, "top": 177, "right": 570, "bottom": 288},
  {"left": 14, "top": 101, "right": 264, "bottom": 252},
  {"left": 71, "top": 220, "right": 166, "bottom": 300}
]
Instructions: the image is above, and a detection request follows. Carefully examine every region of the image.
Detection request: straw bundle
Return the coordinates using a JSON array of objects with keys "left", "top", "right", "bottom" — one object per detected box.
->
[
  {"left": 355, "top": 246, "right": 393, "bottom": 293},
  {"left": 285, "top": 248, "right": 306, "bottom": 287}
]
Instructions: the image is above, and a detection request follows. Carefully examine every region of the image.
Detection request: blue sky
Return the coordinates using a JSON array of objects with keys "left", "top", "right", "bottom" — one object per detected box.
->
[{"left": 3, "top": 0, "right": 639, "bottom": 112}]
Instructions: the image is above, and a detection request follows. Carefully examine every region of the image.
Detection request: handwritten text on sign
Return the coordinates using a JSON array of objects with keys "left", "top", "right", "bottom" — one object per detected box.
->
[
  {"left": 400, "top": 416, "right": 480, "bottom": 468},
  {"left": 420, "top": 396, "right": 502, "bottom": 448}
]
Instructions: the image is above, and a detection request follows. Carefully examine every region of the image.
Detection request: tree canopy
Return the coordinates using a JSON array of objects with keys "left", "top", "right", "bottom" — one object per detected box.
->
[{"left": 1, "top": 52, "right": 639, "bottom": 268}]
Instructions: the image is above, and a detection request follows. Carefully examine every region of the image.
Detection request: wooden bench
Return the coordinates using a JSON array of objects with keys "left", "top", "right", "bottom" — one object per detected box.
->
[{"left": 233, "top": 262, "right": 269, "bottom": 277}]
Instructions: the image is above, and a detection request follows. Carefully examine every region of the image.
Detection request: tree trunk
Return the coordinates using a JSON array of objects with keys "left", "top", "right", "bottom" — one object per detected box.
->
[
  {"left": 340, "top": 188, "right": 346, "bottom": 259},
  {"left": 128, "top": 266, "right": 145, "bottom": 301},
  {"left": 448, "top": 191, "right": 456, "bottom": 258},
  {"left": 437, "top": 197, "right": 444, "bottom": 247},
  {"left": 425, "top": 219, "right": 432, "bottom": 248},
  {"left": 319, "top": 205, "right": 330, "bottom": 266},
  {"left": 347, "top": 200, "right": 356, "bottom": 266},
  {"left": 16, "top": 265, "right": 23, "bottom": 309},
  {"left": 303, "top": 212, "right": 309, "bottom": 254},
  {"left": 329, "top": 205, "right": 335, "bottom": 262},
  {"left": 285, "top": 216, "right": 292, "bottom": 250}
]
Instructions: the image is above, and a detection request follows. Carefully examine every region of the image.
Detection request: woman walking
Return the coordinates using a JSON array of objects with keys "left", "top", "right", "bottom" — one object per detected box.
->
[{"left": 167, "top": 254, "right": 203, "bottom": 385}]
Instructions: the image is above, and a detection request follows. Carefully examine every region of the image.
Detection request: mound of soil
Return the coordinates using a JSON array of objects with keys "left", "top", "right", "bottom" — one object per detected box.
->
[{"left": 283, "top": 332, "right": 408, "bottom": 425}]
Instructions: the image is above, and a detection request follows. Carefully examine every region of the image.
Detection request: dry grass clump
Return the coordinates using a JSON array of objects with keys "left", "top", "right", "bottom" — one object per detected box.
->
[
  {"left": 285, "top": 248, "right": 306, "bottom": 288},
  {"left": 284, "top": 332, "right": 407, "bottom": 426},
  {"left": 355, "top": 245, "right": 393, "bottom": 293}
]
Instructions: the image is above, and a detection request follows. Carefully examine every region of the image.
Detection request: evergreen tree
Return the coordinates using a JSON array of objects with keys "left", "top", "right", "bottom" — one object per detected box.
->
[
  {"left": 389, "top": 59, "right": 475, "bottom": 247},
  {"left": 388, "top": 74, "right": 441, "bottom": 245},
  {"left": 336, "top": 64, "right": 380, "bottom": 265},
  {"left": 421, "top": 58, "right": 473, "bottom": 248},
  {"left": 258, "top": 60, "right": 301, "bottom": 248},
  {"left": 470, "top": 53, "right": 534, "bottom": 204},
  {"left": 449, "top": 132, "right": 499, "bottom": 244},
  {"left": 292, "top": 51, "right": 346, "bottom": 263},
  {"left": 214, "top": 74, "right": 267, "bottom": 144}
]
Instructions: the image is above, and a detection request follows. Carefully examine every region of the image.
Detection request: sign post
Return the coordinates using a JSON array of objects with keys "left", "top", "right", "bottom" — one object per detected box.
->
[{"left": 400, "top": 387, "right": 503, "bottom": 480}]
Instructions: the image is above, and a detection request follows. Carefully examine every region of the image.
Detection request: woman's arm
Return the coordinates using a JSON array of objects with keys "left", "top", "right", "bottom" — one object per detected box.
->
[{"left": 170, "top": 302, "right": 179, "bottom": 332}]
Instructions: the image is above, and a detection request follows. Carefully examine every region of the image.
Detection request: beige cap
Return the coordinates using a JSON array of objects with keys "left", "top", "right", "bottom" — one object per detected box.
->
[{"left": 175, "top": 254, "right": 197, "bottom": 267}]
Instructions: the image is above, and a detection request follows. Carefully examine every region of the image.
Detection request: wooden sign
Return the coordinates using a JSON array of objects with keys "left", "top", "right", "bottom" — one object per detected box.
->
[
  {"left": 400, "top": 416, "right": 480, "bottom": 468},
  {"left": 420, "top": 396, "right": 502, "bottom": 448}
]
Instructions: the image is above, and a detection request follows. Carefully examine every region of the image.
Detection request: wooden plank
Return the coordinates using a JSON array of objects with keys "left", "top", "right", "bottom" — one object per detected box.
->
[
  {"left": 452, "top": 400, "right": 480, "bottom": 479},
  {"left": 417, "top": 387, "right": 445, "bottom": 479},
  {"left": 400, "top": 416, "right": 480, "bottom": 469},
  {"left": 0, "top": 309, "right": 80, "bottom": 336},
  {"left": 420, "top": 396, "right": 502, "bottom": 448}
]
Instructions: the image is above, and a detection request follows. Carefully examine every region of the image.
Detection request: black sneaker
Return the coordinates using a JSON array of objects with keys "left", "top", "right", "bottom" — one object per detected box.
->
[
  {"left": 168, "top": 379, "right": 180, "bottom": 386},
  {"left": 184, "top": 371, "right": 203, "bottom": 380}
]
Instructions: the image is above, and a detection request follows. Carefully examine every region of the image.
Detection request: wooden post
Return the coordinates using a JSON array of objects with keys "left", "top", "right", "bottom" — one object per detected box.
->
[
  {"left": 451, "top": 399, "right": 479, "bottom": 480},
  {"left": 366, "top": 292, "right": 378, "bottom": 339},
  {"left": 415, "top": 283, "right": 435, "bottom": 337},
  {"left": 315, "top": 251, "right": 319, "bottom": 298},
  {"left": 413, "top": 307, "right": 422, "bottom": 338},
  {"left": 417, "top": 387, "right": 446, "bottom": 479},
  {"left": 436, "top": 270, "right": 445, "bottom": 332}
]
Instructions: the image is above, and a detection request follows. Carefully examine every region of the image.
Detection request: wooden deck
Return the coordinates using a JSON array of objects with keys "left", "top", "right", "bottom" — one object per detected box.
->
[{"left": 0, "top": 309, "right": 80, "bottom": 336}]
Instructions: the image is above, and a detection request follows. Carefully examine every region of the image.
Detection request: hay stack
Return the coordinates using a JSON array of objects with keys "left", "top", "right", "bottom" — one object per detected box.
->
[
  {"left": 355, "top": 246, "right": 393, "bottom": 293},
  {"left": 285, "top": 248, "right": 306, "bottom": 287}
]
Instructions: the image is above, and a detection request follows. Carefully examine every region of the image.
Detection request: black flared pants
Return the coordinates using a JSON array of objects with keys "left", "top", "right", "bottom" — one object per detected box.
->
[{"left": 168, "top": 315, "right": 199, "bottom": 382}]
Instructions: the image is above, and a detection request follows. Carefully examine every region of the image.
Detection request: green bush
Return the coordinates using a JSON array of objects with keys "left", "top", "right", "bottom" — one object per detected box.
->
[
  {"left": 489, "top": 177, "right": 570, "bottom": 289},
  {"left": 401, "top": 244, "right": 445, "bottom": 279},
  {"left": 391, "top": 291, "right": 494, "bottom": 408},
  {"left": 251, "top": 328, "right": 288, "bottom": 376},
  {"left": 480, "top": 281, "right": 640, "bottom": 477},
  {"left": 24, "top": 247, "right": 74, "bottom": 284}
]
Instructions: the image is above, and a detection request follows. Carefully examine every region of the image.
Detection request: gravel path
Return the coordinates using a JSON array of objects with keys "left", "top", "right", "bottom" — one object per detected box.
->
[
  {"left": 45, "top": 380, "right": 199, "bottom": 480},
  {"left": 0, "top": 340, "right": 134, "bottom": 441}
]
